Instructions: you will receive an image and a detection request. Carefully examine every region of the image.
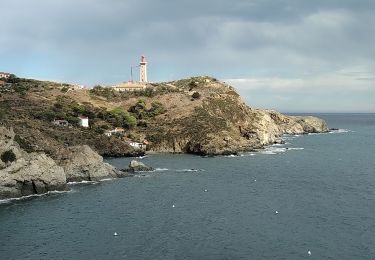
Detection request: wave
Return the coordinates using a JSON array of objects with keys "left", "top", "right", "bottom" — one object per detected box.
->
[
  {"left": 261, "top": 147, "right": 287, "bottom": 154},
  {"left": 134, "top": 174, "right": 151, "bottom": 178},
  {"left": 329, "top": 129, "right": 351, "bottom": 134},
  {"left": 224, "top": 154, "right": 238, "bottom": 158},
  {"left": 67, "top": 180, "right": 99, "bottom": 185},
  {"left": 0, "top": 190, "right": 70, "bottom": 204},
  {"left": 154, "top": 168, "right": 169, "bottom": 172},
  {"left": 257, "top": 146, "right": 304, "bottom": 155},
  {"left": 176, "top": 169, "right": 205, "bottom": 172},
  {"left": 287, "top": 147, "right": 304, "bottom": 151}
]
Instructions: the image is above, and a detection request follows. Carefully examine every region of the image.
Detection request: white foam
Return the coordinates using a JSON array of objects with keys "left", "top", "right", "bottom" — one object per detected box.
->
[
  {"left": 67, "top": 180, "right": 98, "bottom": 185},
  {"left": 261, "top": 147, "right": 287, "bottom": 154},
  {"left": 224, "top": 154, "right": 237, "bottom": 157},
  {"left": 329, "top": 129, "right": 351, "bottom": 134},
  {"left": 100, "top": 178, "right": 114, "bottom": 182},
  {"left": 154, "top": 168, "right": 169, "bottom": 172},
  {"left": 0, "top": 190, "right": 70, "bottom": 204},
  {"left": 287, "top": 147, "right": 304, "bottom": 151},
  {"left": 134, "top": 174, "right": 150, "bottom": 178},
  {"left": 176, "top": 169, "right": 205, "bottom": 172}
]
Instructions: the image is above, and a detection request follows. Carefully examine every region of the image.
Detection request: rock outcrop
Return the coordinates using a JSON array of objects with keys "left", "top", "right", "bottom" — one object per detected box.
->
[
  {"left": 58, "top": 145, "right": 123, "bottom": 182},
  {"left": 0, "top": 127, "right": 67, "bottom": 199},
  {"left": 123, "top": 160, "right": 154, "bottom": 173},
  {"left": 143, "top": 78, "right": 329, "bottom": 156},
  {"left": 0, "top": 128, "right": 127, "bottom": 199}
]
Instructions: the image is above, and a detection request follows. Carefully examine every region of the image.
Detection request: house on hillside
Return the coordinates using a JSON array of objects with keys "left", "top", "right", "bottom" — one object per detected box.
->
[
  {"left": 129, "top": 141, "right": 146, "bottom": 150},
  {"left": 78, "top": 116, "right": 89, "bottom": 128},
  {"left": 52, "top": 120, "right": 69, "bottom": 127},
  {"left": 0, "top": 72, "right": 11, "bottom": 79},
  {"left": 104, "top": 127, "right": 125, "bottom": 137}
]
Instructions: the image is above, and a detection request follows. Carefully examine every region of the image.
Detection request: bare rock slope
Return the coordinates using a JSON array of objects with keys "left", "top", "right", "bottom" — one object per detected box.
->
[
  {"left": 144, "top": 77, "right": 328, "bottom": 155},
  {"left": 0, "top": 127, "right": 66, "bottom": 199}
]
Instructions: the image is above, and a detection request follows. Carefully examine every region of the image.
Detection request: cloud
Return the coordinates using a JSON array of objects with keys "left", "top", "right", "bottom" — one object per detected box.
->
[
  {"left": 226, "top": 68, "right": 375, "bottom": 112},
  {"left": 1, "top": 0, "right": 375, "bottom": 111}
]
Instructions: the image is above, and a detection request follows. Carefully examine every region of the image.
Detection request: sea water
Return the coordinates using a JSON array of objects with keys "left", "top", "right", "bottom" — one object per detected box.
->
[{"left": 0, "top": 114, "right": 374, "bottom": 259}]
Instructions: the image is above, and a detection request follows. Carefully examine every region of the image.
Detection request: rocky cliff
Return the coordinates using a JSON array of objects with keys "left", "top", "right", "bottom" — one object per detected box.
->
[
  {"left": 59, "top": 145, "right": 122, "bottom": 182},
  {"left": 0, "top": 127, "right": 122, "bottom": 200},
  {"left": 141, "top": 77, "right": 328, "bottom": 155},
  {"left": 0, "top": 75, "right": 329, "bottom": 199},
  {"left": 0, "top": 127, "right": 66, "bottom": 199}
]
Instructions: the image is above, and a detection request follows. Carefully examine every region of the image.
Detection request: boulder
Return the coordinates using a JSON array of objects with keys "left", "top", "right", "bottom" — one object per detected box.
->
[
  {"left": 124, "top": 160, "right": 154, "bottom": 173},
  {"left": 58, "top": 145, "right": 122, "bottom": 182}
]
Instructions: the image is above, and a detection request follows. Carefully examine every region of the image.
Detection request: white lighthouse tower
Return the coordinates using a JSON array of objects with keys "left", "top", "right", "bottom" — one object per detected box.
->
[{"left": 139, "top": 55, "right": 148, "bottom": 83}]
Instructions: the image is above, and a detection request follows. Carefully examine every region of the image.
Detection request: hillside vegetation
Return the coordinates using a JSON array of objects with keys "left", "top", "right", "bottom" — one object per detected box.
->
[{"left": 0, "top": 76, "right": 328, "bottom": 157}]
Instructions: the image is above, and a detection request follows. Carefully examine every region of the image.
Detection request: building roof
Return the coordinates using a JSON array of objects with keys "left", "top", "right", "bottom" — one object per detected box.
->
[
  {"left": 111, "top": 82, "right": 146, "bottom": 89},
  {"left": 0, "top": 72, "right": 11, "bottom": 75}
]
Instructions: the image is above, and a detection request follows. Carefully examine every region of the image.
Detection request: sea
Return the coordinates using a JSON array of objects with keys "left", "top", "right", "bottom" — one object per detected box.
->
[{"left": 0, "top": 113, "right": 374, "bottom": 260}]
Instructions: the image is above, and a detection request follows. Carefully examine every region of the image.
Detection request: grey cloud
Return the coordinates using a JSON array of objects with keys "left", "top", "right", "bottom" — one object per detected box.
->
[{"left": 1, "top": 0, "right": 375, "bottom": 111}]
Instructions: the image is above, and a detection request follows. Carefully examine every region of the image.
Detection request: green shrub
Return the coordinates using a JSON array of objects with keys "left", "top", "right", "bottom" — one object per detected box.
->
[
  {"left": 14, "top": 135, "right": 34, "bottom": 153},
  {"left": 61, "top": 86, "right": 70, "bottom": 92},
  {"left": 1, "top": 150, "right": 16, "bottom": 163},
  {"left": 192, "top": 92, "right": 200, "bottom": 99},
  {"left": 147, "top": 101, "right": 166, "bottom": 117}
]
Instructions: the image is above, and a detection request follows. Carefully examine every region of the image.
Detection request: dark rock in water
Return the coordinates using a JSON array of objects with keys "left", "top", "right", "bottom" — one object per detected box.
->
[
  {"left": 330, "top": 128, "right": 339, "bottom": 131},
  {"left": 273, "top": 139, "right": 285, "bottom": 144},
  {"left": 123, "top": 160, "right": 154, "bottom": 173}
]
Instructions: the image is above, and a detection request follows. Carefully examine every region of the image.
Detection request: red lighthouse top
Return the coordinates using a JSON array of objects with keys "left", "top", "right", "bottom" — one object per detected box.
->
[{"left": 140, "top": 55, "right": 147, "bottom": 64}]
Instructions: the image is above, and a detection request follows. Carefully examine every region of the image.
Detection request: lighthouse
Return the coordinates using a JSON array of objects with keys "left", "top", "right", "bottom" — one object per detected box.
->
[{"left": 139, "top": 55, "right": 148, "bottom": 83}]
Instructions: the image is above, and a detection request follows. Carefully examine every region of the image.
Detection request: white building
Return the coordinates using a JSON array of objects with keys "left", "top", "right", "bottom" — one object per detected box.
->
[
  {"left": 104, "top": 127, "right": 125, "bottom": 137},
  {"left": 129, "top": 142, "right": 146, "bottom": 150},
  {"left": 78, "top": 116, "right": 89, "bottom": 128},
  {"left": 111, "top": 82, "right": 146, "bottom": 92},
  {"left": 52, "top": 120, "right": 69, "bottom": 127},
  {"left": 0, "top": 72, "right": 11, "bottom": 79}
]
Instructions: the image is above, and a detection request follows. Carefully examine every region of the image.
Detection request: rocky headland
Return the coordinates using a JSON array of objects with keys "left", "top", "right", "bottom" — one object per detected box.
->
[
  {"left": 0, "top": 127, "right": 125, "bottom": 199},
  {"left": 0, "top": 75, "right": 329, "bottom": 199}
]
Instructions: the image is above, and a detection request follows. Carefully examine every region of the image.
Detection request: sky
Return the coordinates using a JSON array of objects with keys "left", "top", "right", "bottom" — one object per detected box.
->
[{"left": 1, "top": 0, "right": 375, "bottom": 112}]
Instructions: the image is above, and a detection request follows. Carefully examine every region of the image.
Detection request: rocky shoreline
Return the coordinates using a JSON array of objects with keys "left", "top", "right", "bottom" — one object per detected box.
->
[
  {"left": 0, "top": 114, "right": 328, "bottom": 200},
  {"left": 0, "top": 76, "right": 330, "bottom": 200},
  {"left": 0, "top": 127, "right": 132, "bottom": 200}
]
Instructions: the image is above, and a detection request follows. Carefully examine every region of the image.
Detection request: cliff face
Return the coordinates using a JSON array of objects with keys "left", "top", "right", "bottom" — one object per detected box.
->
[
  {"left": 0, "top": 75, "right": 329, "bottom": 199},
  {"left": 0, "top": 75, "right": 328, "bottom": 157},
  {"left": 142, "top": 77, "right": 328, "bottom": 155},
  {"left": 0, "top": 127, "right": 67, "bottom": 199},
  {"left": 0, "top": 127, "right": 122, "bottom": 200},
  {"left": 59, "top": 145, "right": 121, "bottom": 182}
]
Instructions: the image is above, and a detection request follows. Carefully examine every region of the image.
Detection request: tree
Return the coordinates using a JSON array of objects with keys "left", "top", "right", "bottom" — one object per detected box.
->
[
  {"left": 147, "top": 101, "right": 166, "bottom": 117},
  {"left": 110, "top": 107, "right": 137, "bottom": 128},
  {"left": 1, "top": 150, "right": 16, "bottom": 163},
  {"left": 192, "top": 92, "right": 200, "bottom": 99}
]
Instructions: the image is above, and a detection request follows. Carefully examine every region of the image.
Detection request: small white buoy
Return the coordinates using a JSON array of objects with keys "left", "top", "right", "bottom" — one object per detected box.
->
[
  {"left": 308, "top": 250, "right": 311, "bottom": 256},
  {"left": 204, "top": 189, "right": 208, "bottom": 192},
  {"left": 113, "top": 232, "right": 118, "bottom": 236},
  {"left": 275, "top": 211, "right": 279, "bottom": 214},
  {"left": 254, "top": 179, "right": 257, "bottom": 182},
  {"left": 172, "top": 205, "right": 175, "bottom": 208}
]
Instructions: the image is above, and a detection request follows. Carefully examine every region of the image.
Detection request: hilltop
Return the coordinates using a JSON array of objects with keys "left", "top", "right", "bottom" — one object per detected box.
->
[
  {"left": 0, "top": 75, "right": 328, "bottom": 199},
  {"left": 0, "top": 75, "right": 328, "bottom": 157}
]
